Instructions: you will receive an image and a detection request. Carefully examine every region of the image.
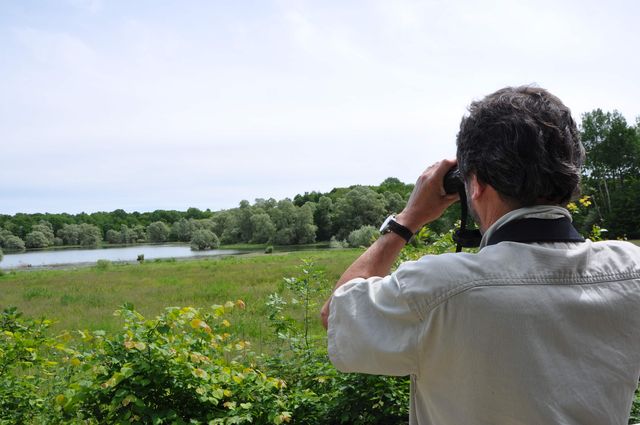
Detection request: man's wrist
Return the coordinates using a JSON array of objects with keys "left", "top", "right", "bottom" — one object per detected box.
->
[{"left": 394, "top": 212, "right": 423, "bottom": 234}]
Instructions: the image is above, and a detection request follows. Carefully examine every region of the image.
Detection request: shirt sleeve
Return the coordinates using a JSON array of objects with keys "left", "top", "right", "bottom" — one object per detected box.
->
[{"left": 327, "top": 272, "right": 421, "bottom": 376}]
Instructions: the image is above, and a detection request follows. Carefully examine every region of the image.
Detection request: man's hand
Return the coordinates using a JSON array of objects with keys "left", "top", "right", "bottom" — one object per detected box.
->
[
  {"left": 321, "top": 158, "right": 460, "bottom": 330},
  {"left": 395, "top": 159, "right": 460, "bottom": 232}
]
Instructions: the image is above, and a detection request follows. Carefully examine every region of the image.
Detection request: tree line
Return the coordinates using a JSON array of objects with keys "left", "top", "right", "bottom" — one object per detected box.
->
[
  {"left": 1, "top": 108, "right": 638, "bottom": 256},
  {"left": 0, "top": 177, "right": 419, "bottom": 252}
]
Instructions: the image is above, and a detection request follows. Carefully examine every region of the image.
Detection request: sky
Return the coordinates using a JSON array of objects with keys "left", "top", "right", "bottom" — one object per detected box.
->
[{"left": 1, "top": 0, "right": 639, "bottom": 215}]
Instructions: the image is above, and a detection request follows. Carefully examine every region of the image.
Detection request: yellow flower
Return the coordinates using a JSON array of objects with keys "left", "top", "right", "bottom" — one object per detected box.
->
[
  {"left": 566, "top": 202, "right": 578, "bottom": 213},
  {"left": 190, "top": 319, "right": 212, "bottom": 333},
  {"left": 579, "top": 195, "right": 592, "bottom": 207}
]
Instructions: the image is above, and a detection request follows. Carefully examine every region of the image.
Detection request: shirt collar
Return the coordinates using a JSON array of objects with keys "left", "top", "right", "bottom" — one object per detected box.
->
[{"left": 479, "top": 205, "right": 573, "bottom": 250}]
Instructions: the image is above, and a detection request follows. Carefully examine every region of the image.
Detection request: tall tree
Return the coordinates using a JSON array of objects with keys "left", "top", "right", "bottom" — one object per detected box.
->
[
  {"left": 147, "top": 221, "right": 171, "bottom": 243},
  {"left": 581, "top": 110, "right": 640, "bottom": 186},
  {"left": 293, "top": 203, "right": 317, "bottom": 244},
  {"left": 78, "top": 224, "right": 102, "bottom": 247},
  {"left": 171, "top": 219, "right": 194, "bottom": 242},
  {"left": 250, "top": 212, "right": 276, "bottom": 244},
  {"left": 332, "top": 186, "right": 387, "bottom": 239},
  {"left": 31, "top": 221, "right": 55, "bottom": 246},
  {"left": 313, "top": 196, "right": 334, "bottom": 241},
  {"left": 580, "top": 109, "right": 640, "bottom": 237}
]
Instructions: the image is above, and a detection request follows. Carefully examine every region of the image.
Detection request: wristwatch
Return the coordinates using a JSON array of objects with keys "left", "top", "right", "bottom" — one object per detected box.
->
[{"left": 379, "top": 215, "right": 413, "bottom": 243}]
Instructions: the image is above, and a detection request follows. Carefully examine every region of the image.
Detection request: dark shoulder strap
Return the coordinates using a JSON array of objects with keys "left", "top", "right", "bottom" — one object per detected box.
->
[{"left": 486, "top": 217, "right": 585, "bottom": 247}]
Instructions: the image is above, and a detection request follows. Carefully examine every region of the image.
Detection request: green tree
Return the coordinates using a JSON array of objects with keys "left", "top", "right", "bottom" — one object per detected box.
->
[
  {"left": 582, "top": 110, "right": 640, "bottom": 184},
  {"left": 190, "top": 218, "right": 216, "bottom": 233},
  {"left": 120, "top": 225, "right": 137, "bottom": 244},
  {"left": 293, "top": 191, "right": 322, "bottom": 206},
  {"left": 383, "top": 191, "right": 406, "bottom": 215},
  {"left": 24, "top": 231, "right": 49, "bottom": 248},
  {"left": 219, "top": 211, "right": 242, "bottom": 244},
  {"left": 31, "top": 221, "right": 54, "bottom": 246},
  {"left": 271, "top": 200, "right": 297, "bottom": 245},
  {"left": 313, "top": 196, "right": 333, "bottom": 241},
  {"left": 250, "top": 213, "right": 276, "bottom": 244},
  {"left": 105, "top": 229, "right": 121, "bottom": 244},
  {"left": 580, "top": 109, "right": 640, "bottom": 236},
  {"left": 0, "top": 229, "right": 12, "bottom": 246},
  {"left": 294, "top": 203, "right": 317, "bottom": 244},
  {"left": 190, "top": 229, "right": 220, "bottom": 250},
  {"left": 254, "top": 198, "right": 277, "bottom": 211},
  {"left": 333, "top": 186, "right": 387, "bottom": 239},
  {"left": 57, "top": 224, "right": 82, "bottom": 245},
  {"left": 132, "top": 225, "right": 147, "bottom": 242},
  {"left": 148, "top": 210, "right": 182, "bottom": 225},
  {"left": 378, "top": 177, "right": 413, "bottom": 198},
  {"left": 171, "top": 218, "right": 194, "bottom": 242},
  {"left": 3, "top": 235, "right": 26, "bottom": 252},
  {"left": 237, "top": 200, "right": 254, "bottom": 243},
  {"left": 0, "top": 230, "right": 25, "bottom": 252},
  {"left": 147, "top": 221, "right": 171, "bottom": 243},
  {"left": 185, "top": 207, "right": 208, "bottom": 220},
  {"left": 78, "top": 223, "right": 102, "bottom": 247}
]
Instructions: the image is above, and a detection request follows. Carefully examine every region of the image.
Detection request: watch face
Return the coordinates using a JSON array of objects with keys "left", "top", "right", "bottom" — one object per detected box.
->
[{"left": 379, "top": 215, "right": 395, "bottom": 233}]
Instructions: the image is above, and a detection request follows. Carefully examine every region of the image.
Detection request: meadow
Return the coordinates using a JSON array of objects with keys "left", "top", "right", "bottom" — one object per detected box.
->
[{"left": 0, "top": 249, "right": 361, "bottom": 341}]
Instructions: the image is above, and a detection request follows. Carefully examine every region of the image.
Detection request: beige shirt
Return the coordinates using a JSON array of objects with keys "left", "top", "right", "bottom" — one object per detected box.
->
[{"left": 328, "top": 206, "right": 640, "bottom": 424}]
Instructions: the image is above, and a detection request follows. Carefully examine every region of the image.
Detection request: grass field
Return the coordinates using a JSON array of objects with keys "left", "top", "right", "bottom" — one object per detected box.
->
[{"left": 0, "top": 249, "right": 361, "bottom": 345}]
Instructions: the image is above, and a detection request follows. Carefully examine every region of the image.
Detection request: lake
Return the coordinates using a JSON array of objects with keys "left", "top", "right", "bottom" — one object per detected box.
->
[{"left": 0, "top": 244, "right": 243, "bottom": 269}]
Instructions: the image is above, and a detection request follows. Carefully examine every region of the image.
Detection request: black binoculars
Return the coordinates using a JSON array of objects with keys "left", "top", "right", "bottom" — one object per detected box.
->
[
  {"left": 443, "top": 166, "right": 464, "bottom": 195},
  {"left": 442, "top": 166, "right": 482, "bottom": 251}
]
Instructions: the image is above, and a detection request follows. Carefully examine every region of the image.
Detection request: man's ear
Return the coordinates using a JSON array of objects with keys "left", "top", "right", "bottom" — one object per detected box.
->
[{"left": 468, "top": 175, "right": 487, "bottom": 201}]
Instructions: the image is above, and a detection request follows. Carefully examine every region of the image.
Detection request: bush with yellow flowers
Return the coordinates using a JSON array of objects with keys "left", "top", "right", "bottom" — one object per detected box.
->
[{"left": 51, "top": 301, "right": 296, "bottom": 424}]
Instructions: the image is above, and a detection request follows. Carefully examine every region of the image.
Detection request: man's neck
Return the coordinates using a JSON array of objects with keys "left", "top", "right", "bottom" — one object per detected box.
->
[{"left": 479, "top": 201, "right": 515, "bottom": 233}]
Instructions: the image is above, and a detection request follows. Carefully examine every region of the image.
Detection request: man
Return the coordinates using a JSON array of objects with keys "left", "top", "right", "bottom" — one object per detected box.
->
[{"left": 321, "top": 86, "right": 640, "bottom": 424}]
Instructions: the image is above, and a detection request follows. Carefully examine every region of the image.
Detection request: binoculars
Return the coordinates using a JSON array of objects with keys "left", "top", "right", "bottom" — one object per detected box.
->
[{"left": 443, "top": 166, "right": 464, "bottom": 195}]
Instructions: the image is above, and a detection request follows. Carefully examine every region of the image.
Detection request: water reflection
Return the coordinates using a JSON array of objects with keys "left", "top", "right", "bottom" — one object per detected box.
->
[{"left": 0, "top": 244, "right": 241, "bottom": 269}]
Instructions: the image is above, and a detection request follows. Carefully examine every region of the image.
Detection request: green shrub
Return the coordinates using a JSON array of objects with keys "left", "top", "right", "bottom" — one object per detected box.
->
[
  {"left": 190, "top": 229, "right": 221, "bottom": 251},
  {"left": 0, "top": 307, "right": 62, "bottom": 424},
  {"left": 329, "top": 236, "right": 348, "bottom": 249},
  {"left": 263, "top": 260, "right": 410, "bottom": 424},
  {"left": 347, "top": 225, "right": 379, "bottom": 248},
  {"left": 264, "top": 245, "right": 274, "bottom": 254},
  {"left": 58, "top": 302, "right": 293, "bottom": 424},
  {"left": 95, "top": 259, "right": 111, "bottom": 270}
]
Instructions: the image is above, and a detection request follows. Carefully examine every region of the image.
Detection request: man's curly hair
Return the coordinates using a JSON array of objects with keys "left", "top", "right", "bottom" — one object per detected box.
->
[{"left": 456, "top": 86, "right": 585, "bottom": 207}]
